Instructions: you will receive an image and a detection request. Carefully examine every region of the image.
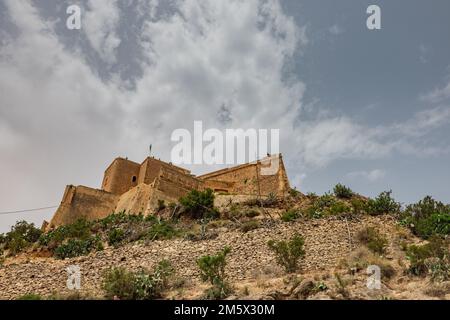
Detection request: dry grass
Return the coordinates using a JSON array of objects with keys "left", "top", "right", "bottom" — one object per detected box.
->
[{"left": 341, "top": 247, "right": 396, "bottom": 280}]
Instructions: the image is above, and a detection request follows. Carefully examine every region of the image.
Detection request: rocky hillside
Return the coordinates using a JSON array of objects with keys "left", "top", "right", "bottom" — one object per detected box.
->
[{"left": 0, "top": 189, "right": 449, "bottom": 300}]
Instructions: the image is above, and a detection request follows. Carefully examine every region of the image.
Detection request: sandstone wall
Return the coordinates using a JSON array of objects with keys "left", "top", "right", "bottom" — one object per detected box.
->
[
  {"left": 115, "top": 183, "right": 155, "bottom": 215},
  {"left": 115, "top": 166, "right": 203, "bottom": 215},
  {"left": 199, "top": 155, "right": 290, "bottom": 196},
  {"left": 204, "top": 179, "right": 234, "bottom": 193},
  {"left": 154, "top": 166, "right": 203, "bottom": 198},
  {"left": 47, "top": 185, "right": 119, "bottom": 230},
  {"left": 138, "top": 157, "right": 192, "bottom": 185},
  {"left": 101, "top": 158, "right": 140, "bottom": 195}
]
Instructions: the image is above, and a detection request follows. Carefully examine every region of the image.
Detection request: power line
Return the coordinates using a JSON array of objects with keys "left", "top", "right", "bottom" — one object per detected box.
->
[{"left": 0, "top": 205, "right": 58, "bottom": 215}]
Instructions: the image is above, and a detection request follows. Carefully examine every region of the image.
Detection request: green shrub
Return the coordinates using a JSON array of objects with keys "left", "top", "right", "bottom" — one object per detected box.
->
[
  {"left": 306, "top": 192, "right": 318, "bottom": 198},
  {"left": 197, "top": 247, "right": 232, "bottom": 299},
  {"left": 404, "top": 196, "right": 448, "bottom": 220},
  {"left": 147, "top": 220, "right": 178, "bottom": 240},
  {"left": 289, "top": 188, "right": 301, "bottom": 197},
  {"left": 108, "top": 228, "right": 125, "bottom": 246},
  {"left": 267, "top": 234, "right": 305, "bottom": 273},
  {"left": 333, "top": 183, "right": 353, "bottom": 199},
  {"left": 180, "top": 189, "right": 218, "bottom": 219},
  {"left": 357, "top": 227, "right": 388, "bottom": 255},
  {"left": 406, "top": 236, "right": 449, "bottom": 280},
  {"left": 54, "top": 236, "right": 101, "bottom": 259},
  {"left": 240, "top": 220, "right": 259, "bottom": 233},
  {"left": 413, "top": 214, "right": 450, "bottom": 239},
  {"left": 17, "top": 293, "right": 43, "bottom": 300},
  {"left": 281, "top": 209, "right": 300, "bottom": 222},
  {"left": 133, "top": 260, "right": 173, "bottom": 299},
  {"left": 401, "top": 196, "right": 450, "bottom": 239},
  {"left": 102, "top": 267, "right": 137, "bottom": 300},
  {"left": 327, "top": 201, "right": 351, "bottom": 216},
  {"left": 39, "top": 218, "right": 92, "bottom": 247},
  {"left": 315, "top": 193, "right": 336, "bottom": 209},
  {"left": 303, "top": 195, "right": 351, "bottom": 218},
  {"left": 303, "top": 206, "right": 324, "bottom": 219},
  {"left": 3, "top": 221, "right": 42, "bottom": 255},
  {"left": 99, "top": 212, "right": 144, "bottom": 229},
  {"left": 39, "top": 212, "right": 182, "bottom": 257},
  {"left": 245, "top": 209, "right": 260, "bottom": 218},
  {"left": 426, "top": 257, "right": 450, "bottom": 282},
  {"left": 366, "top": 191, "right": 400, "bottom": 216},
  {"left": 350, "top": 198, "right": 367, "bottom": 215},
  {"left": 102, "top": 260, "right": 173, "bottom": 300},
  {"left": 301, "top": 193, "right": 337, "bottom": 219}
]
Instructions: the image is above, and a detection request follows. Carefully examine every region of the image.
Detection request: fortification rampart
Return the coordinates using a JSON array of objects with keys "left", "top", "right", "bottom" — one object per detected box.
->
[{"left": 45, "top": 154, "right": 291, "bottom": 231}]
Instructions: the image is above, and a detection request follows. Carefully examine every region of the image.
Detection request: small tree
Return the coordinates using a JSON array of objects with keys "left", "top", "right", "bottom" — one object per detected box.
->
[
  {"left": 179, "top": 188, "right": 218, "bottom": 219},
  {"left": 401, "top": 196, "right": 450, "bottom": 239},
  {"left": 333, "top": 183, "right": 353, "bottom": 199},
  {"left": 268, "top": 234, "right": 305, "bottom": 273},
  {"left": 3, "top": 221, "right": 42, "bottom": 255},
  {"left": 197, "top": 246, "right": 231, "bottom": 299},
  {"left": 366, "top": 190, "right": 400, "bottom": 216}
]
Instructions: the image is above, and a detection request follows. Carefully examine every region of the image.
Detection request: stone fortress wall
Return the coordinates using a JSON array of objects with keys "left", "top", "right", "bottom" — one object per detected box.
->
[{"left": 45, "top": 154, "right": 290, "bottom": 230}]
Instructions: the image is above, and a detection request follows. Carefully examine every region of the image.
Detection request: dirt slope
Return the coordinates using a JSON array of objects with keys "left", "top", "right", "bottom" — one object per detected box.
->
[{"left": 1, "top": 214, "right": 448, "bottom": 300}]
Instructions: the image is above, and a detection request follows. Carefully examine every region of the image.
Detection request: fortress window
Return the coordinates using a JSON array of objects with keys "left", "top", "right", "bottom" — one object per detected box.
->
[{"left": 132, "top": 176, "right": 137, "bottom": 183}]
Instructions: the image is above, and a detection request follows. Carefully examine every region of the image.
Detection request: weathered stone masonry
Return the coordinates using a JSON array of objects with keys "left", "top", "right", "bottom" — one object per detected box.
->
[{"left": 45, "top": 154, "right": 290, "bottom": 230}]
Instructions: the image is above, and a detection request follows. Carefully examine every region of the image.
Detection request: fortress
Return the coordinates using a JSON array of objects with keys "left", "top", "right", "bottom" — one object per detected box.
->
[{"left": 44, "top": 154, "right": 290, "bottom": 230}]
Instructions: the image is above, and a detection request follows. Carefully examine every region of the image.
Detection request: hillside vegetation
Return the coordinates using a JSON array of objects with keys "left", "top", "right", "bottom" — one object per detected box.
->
[{"left": 0, "top": 185, "right": 449, "bottom": 300}]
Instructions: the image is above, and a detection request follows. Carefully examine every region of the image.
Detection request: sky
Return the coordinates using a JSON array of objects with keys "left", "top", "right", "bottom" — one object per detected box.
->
[{"left": 0, "top": 0, "right": 450, "bottom": 233}]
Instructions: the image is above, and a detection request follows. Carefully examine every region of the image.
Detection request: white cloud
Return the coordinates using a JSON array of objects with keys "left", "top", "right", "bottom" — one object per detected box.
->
[
  {"left": 392, "top": 105, "right": 450, "bottom": 137},
  {"left": 347, "top": 169, "right": 386, "bottom": 182},
  {"left": 0, "top": 0, "right": 305, "bottom": 231},
  {"left": 419, "top": 44, "right": 429, "bottom": 64},
  {"left": 294, "top": 105, "right": 450, "bottom": 168},
  {"left": 125, "top": 0, "right": 306, "bottom": 162},
  {"left": 421, "top": 82, "right": 450, "bottom": 103},
  {"left": 295, "top": 117, "right": 392, "bottom": 167},
  {"left": 0, "top": 0, "right": 126, "bottom": 231},
  {"left": 83, "top": 0, "right": 122, "bottom": 64},
  {"left": 328, "top": 24, "right": 344, "bottom": 35}
]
